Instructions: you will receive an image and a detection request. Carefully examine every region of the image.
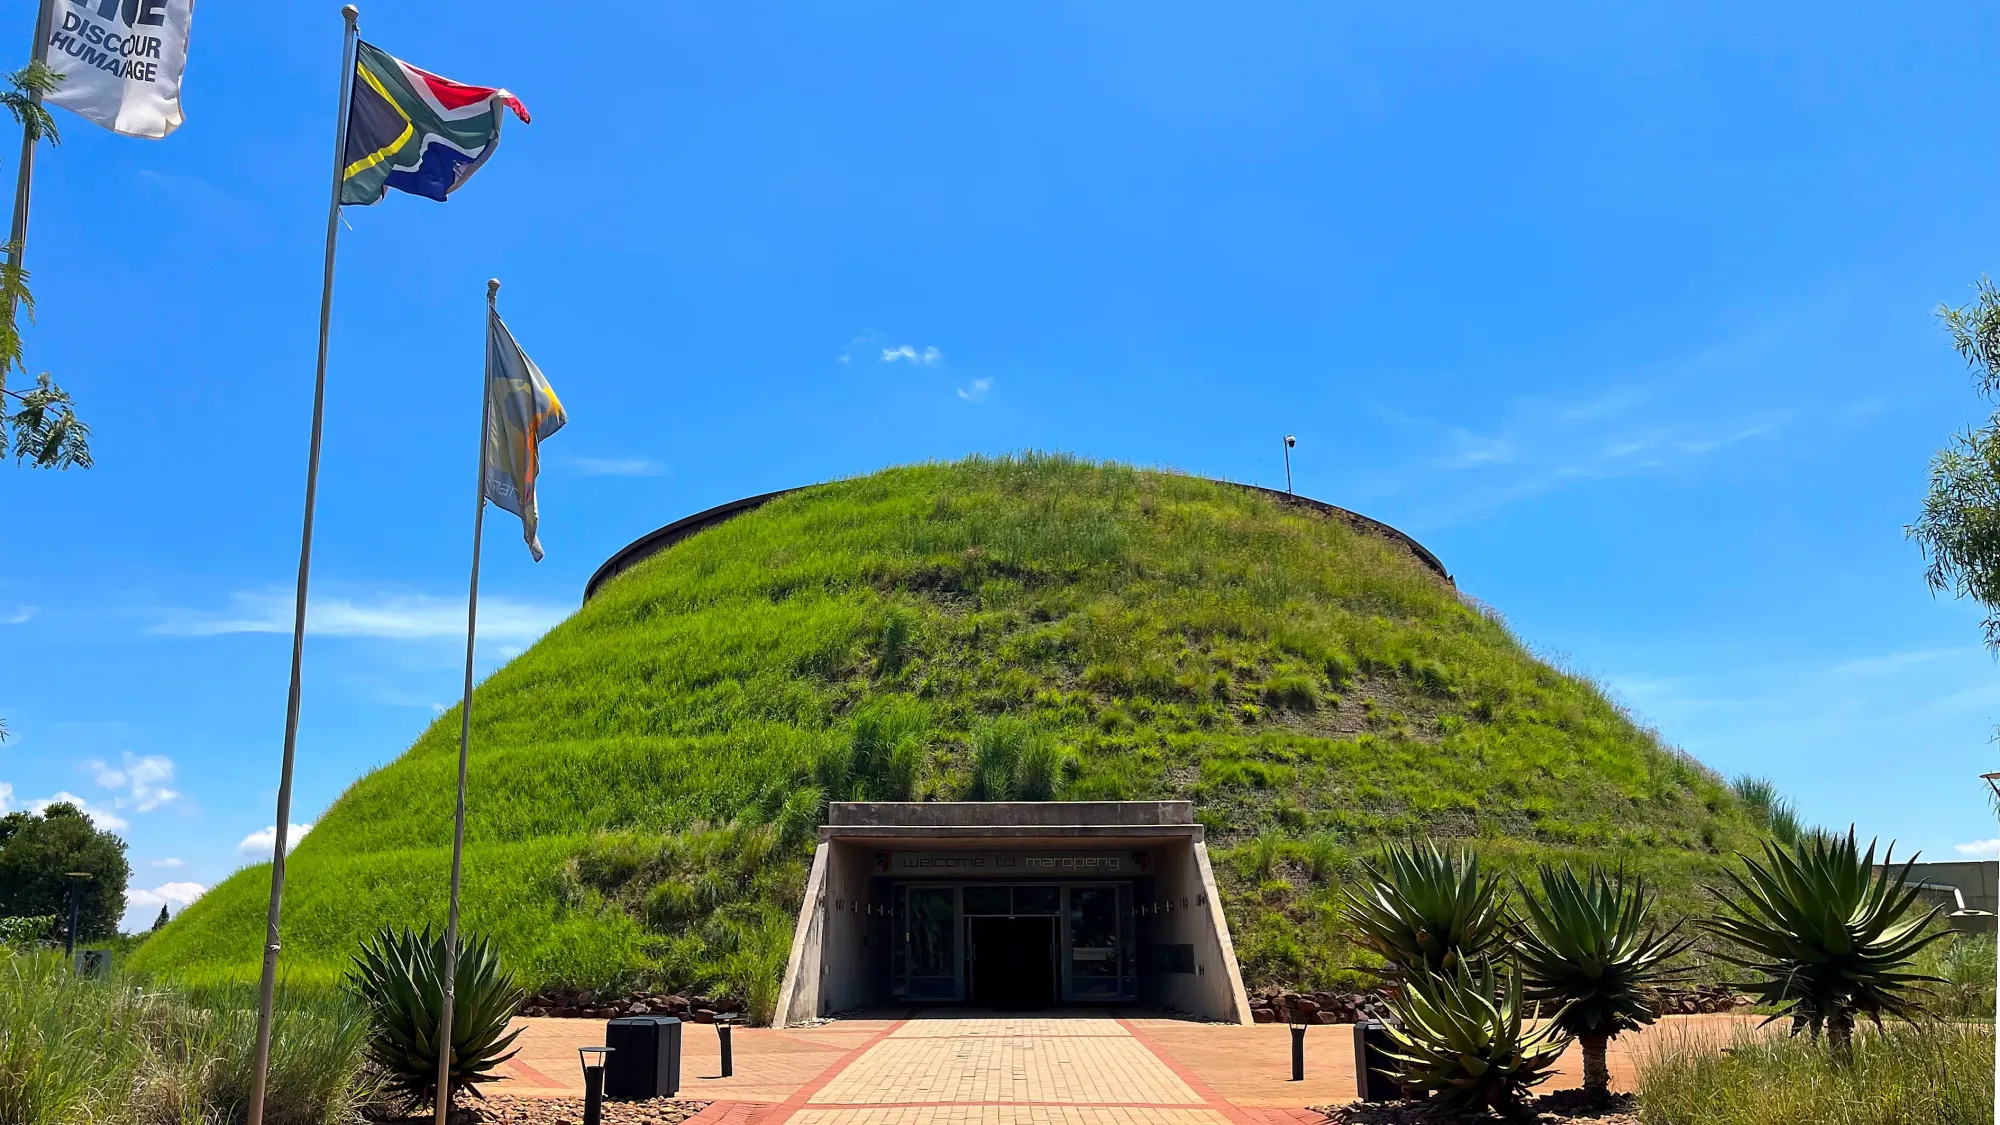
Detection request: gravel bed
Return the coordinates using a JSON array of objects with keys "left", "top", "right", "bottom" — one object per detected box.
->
[
  {"left": 376, "top": 1098, "right": 711, "bottom": 1125},
  {"left": 1313, "top": 1091, "right": 1641, "bottom": 1124}
]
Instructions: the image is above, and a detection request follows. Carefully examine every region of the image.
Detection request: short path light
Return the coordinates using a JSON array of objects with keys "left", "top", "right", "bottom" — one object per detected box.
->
[
  {"left": 714, "top": 1013, "right": 741, "bottom": 1078},
  {"left": 578, "top": 1046, "right": 614, "bottom": 1125},
  {"left": 1285, "top": 996, "right": 1313, "bottom": 1081}
]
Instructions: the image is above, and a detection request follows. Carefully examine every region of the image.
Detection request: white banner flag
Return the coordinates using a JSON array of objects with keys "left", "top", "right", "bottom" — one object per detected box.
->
[{"left": 41, "top": 0, "right": 195, "bottom": 139}]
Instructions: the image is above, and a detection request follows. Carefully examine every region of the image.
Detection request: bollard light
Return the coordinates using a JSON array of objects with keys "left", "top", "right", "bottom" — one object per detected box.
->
[
  {"left": 714, "top": 1013, "right": 741, "bottom": 1078},
  {"left": 1286, "top": 1000, "right": 1308, "bottom": 1081},
  {"left": 578, "top": 1046, "right": 614, "bottom": 1125}
]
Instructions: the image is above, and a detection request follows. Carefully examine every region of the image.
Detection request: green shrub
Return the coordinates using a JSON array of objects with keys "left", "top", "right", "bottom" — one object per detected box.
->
[
  {"left": 1381, "top": 958, "right": 1570, "bottom": 1114},
  {"left": 1261, "top": 673, "right": 1320, "bottom": 711},
  {"left": 0, "top": 950, "right": 375, "bottom": 1125},
  {"left": 1342, "top": 841, "right": 1507, "bottom": 980},
  {"left": 1912, "top": 931, "right": 1996, "bottom": 1020},
  {"left": 1637, "top": 1021, "right": 1993, "bottom": 1125},
  {"left": 1705, "top": 831, "right": 1947, "bottom": 1049},
  {"left": 1515, "top": 863, "right": 1691, "bottom": 1098},
  {"left": 969, "top": 716, "right": 1065, "bottom": 801},
  {"left": 346, "top": 926, "right": 524, "bottom": 1109}
]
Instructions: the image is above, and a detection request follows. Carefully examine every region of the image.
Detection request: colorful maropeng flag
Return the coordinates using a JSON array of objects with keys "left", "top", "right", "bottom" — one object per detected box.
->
[
  {"left": 484, "top": 313, "right": 566, "bottom": 561},
  {"left": 340, "top": 42, "right": 529, "bottom": 206}
]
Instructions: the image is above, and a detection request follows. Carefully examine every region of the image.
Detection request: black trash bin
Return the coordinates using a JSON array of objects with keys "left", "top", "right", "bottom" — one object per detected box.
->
[
  {"left": 1352, "top": 1020, "right": 1400, "bottom": 1102},
  {"left": 605, "top": 1015, "right": 682, "bottom": 1099}
]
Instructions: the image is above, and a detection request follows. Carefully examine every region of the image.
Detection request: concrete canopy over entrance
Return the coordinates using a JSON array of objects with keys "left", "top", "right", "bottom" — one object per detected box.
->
[{"left": 774, "top": 801, "right": 1252, "bottom": 1027}]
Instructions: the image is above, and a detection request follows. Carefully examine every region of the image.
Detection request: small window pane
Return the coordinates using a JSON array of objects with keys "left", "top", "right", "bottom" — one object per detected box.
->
[
  {"left": 963, "top": 886, "right": 1011, "bottom": 915},
  {"left": 1014, "top": 886, "right": 1060, "bottom": 914}
]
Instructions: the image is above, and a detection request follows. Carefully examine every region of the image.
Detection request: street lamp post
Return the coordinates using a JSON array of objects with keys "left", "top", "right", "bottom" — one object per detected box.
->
[
  {"left": 62, "top": 871, "right": 92, "bottom": 964},
  {"left": 1283, "top": 436, "right": 1297, "bottom": 495}
]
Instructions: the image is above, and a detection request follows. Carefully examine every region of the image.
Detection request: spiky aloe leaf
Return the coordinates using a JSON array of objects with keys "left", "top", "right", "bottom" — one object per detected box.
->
[
  {"left": 346, "top": 925, "right": 525, "bottom": 1107},
  {"left": 1515, "top": 863, "right": 1693, "bottom": 1039},
  {"left": 1704, "top": 829, "right": 1948, "bottom": 1039},
  {"left": 1381, "top": 958, "right": 1572, "bottom": 1114},
  {"left": 1341, "top": 841, "right": 1508, "bottom": 980}
]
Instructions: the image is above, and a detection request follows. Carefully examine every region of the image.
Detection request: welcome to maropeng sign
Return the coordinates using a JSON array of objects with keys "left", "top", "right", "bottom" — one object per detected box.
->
[{"left": 880, "top": 851, "right": 1145, "bottom": 876}]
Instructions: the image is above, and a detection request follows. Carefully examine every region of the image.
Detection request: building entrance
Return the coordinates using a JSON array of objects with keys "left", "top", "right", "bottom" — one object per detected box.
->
[
  {"left": 890, "top": 881, "right": 1136, "bottom": 1006},
  {"left": 969, "top": 916, "right": 1056, "bottom": 1007}
]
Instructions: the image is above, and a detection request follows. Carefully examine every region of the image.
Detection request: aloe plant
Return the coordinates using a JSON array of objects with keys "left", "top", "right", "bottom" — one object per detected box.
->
[
  {"left": 1341, "top": 841, "right": 1507, "bottom": 980},
  {"left": 346, "top": 925, "right": 525, "bottom": 1107},
  {"left": 1705, "top": 830, "right": 1947, "bottom": 1051},
  {"left": 1515, "top": 863, "right": 1692, "bottom": 1098},
  {"left": 1381, "top": 958, "right": 1572, "bottom": 1114}
]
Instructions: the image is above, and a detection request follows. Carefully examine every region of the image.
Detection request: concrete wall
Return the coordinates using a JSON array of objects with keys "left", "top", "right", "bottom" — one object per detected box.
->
[
  {"left": 1138, "top": 840, "right": 1251, "bottom": 1024},
  {"left": 773, "top": 841, "right": 894, "bottom": 1026},
  {"left": 773, "top": 843, "right": 830, "bottom": 1028},
  {"left": 1902, "top": 860, "right": 1999, "bottom": 934}
]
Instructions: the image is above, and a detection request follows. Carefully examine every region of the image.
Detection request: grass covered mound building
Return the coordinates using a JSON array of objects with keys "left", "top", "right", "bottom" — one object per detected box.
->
[{"left": 134, "top": 455, "right": 1764, "bottom": 1016}]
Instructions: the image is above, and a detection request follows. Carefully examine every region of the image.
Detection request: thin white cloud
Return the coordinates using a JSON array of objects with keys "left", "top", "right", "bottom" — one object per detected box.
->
[
  {"left": 124, "top": 881, "right": 207, "bottom": 930},
  {"left": 26, "top": 791, "right": 129, "bottom": 831},
  {"left": 149, "top": 857, "right": 185, "bottom": 869},
  {"left": 238, "top": 823, "right": 312, "bottom": 857},
  {"left": 129, "top": 881, "right": 206, "bottom": 908},
  {"left": 881, "top": 344, "right": 941, "bottom": 365},
  {"left": 568, "top": 456, "right": 666, "bottom": 477},
  {"left": 0, "top": 782, "right": 11, "bottom": 812},
  {"left": 957, "top": 378, "right": 992, "bottom": 403},
  {"left": 1830, "top": 647, "right": 1981, "bottom": 679},
  {"left": 1955, "top": 839, "right": 2000, "bottom": 858},
  {"left": 1, "top": 606, "right": 33, "bottom": 625},
  {"left": 153, "top": 591, "right": 567, "bottom": 643},
  {"left": 89, "top": 752, "right": 179, "bottom": 812}
]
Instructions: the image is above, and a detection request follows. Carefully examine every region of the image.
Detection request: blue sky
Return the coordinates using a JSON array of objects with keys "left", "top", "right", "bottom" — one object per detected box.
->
[{"left": 3, "top": 3, "right": 1997, "bottom": 930}]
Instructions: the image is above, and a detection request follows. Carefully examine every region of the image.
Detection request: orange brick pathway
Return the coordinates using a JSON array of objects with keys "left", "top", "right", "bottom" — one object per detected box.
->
[{"left": 492, "top": 1011, "right": 1755, "bottom": 1124}]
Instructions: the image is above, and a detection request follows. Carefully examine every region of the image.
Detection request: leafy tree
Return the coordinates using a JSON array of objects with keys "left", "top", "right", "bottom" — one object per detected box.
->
[
  {"left": 151, "top": 902, "right": 170, "bottom": 932},
  {"left": 0, "top": 802, "right": 129, "bottom": 940},
  {"left": 0, "top": 60, "right": 90, "bottom": 470},
  {"left": 1913, "top": 275, "right": 2000, "bottom": 642}
]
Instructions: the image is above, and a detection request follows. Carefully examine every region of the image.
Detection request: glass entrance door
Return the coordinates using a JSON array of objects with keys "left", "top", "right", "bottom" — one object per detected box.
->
[
  {"left": 898, "top": 886, "right": 959, "bottom": 999},
  {"left": 1064, "top": 885, "right": 1136, "bottom": 1000}
]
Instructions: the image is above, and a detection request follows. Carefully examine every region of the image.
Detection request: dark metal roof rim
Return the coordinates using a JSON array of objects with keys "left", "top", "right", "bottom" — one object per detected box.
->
[{"left": 583, "top": 478, "right": 1450, "bottom": 603}]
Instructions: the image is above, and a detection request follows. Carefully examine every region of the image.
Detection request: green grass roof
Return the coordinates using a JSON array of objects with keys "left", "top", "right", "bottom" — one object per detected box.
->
[{"left": 133, "top": 454, "right": 1762, "bottom": 1010}]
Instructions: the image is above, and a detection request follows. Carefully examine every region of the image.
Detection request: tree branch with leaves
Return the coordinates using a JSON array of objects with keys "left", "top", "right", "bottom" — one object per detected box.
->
[
  {"left": 1, "top": 59, "right": 90, "bottom": 470},
  {"left": 1911, "top": 276, "right": 2000, "bottom": 642}
]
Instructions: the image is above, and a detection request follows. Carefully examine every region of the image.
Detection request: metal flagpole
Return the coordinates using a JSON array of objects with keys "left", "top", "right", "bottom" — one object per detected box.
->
[
  {"left": 5, "top": 0, "right": 57, "bottom": 315},
  {"left": 1983, "top": 771, "right": 2000, "bottom": 1125},
  {"left": 247, "top": 9, "right": 359, "bottom": 1125},
  {"left": 434, "top": 277, "right": 499, "bottom": 1125}
]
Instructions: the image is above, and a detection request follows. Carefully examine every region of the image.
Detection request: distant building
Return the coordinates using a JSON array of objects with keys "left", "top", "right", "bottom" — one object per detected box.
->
[{"left": 1896, "top": 860, "right": 1997, "bottom": 934}]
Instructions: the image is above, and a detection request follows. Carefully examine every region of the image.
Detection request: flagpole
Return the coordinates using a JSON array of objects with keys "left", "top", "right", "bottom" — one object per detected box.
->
[
  {"left": 434, "top": 277, "right": 498, "bottom": 1125},
  {"left": 246, "top": 9, "right": 358, "bottom": 1125},
  {"left": 5, "top": 0, "right": 56, "bottom": 317}
]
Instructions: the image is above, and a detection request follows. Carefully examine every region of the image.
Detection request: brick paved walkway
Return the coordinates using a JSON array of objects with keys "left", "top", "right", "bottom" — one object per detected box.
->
[{"left": 493, "top": 1011, "right": 1754, "bottom": 1124}]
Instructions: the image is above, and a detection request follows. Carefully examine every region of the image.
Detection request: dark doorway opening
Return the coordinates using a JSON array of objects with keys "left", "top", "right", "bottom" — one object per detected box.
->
[{"left": 968, "top": 916, "right": 1056, "bottom": 1008}]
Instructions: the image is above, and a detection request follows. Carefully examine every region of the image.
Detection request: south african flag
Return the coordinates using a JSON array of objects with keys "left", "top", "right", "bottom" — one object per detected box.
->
[{"left": 339, "top": 42, "right": 530, "bottom": 206}]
